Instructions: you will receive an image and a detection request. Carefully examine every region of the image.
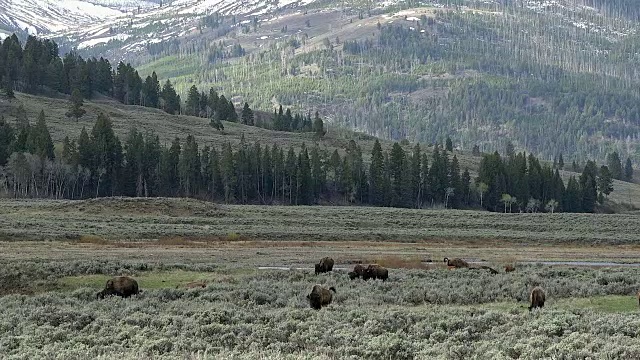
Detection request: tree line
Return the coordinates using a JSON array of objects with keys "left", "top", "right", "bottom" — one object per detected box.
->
[
  {"left": 0, "top": 111, "right": 612, "bottom": 213},
  {"left": 0, "top": 34, "right": 326, "bottom": 136}
]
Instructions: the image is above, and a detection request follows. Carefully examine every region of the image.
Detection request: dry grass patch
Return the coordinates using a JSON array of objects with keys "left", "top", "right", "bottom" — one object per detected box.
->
[{"left": 365, "top": 255, "right": 430, "bottom": 269}]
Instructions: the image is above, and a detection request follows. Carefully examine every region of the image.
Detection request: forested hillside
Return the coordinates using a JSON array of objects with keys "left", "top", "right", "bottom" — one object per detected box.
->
[{"left": 86, "top": 0, "right": 640, "bottom": 167}]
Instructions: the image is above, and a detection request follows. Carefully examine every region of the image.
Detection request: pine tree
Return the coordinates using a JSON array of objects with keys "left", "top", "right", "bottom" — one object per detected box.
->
[
  {"left": 297, "top": 145, "right": 312, "bottom": 205},
  {"left": 209, "top": 147, "right": 223, "bottom": 200},
  {"left": 606, "top": 152, "right": 623, "bottom": 180},
  {"left": 0, "top": 117, "right": 15, "bottom": 166},
  {"left": 227, "top": 101, "right": 238, "bottom": 122},
  {"left": 579, "top": 160, "right": 598, "bottom": 212},
  {"left": 408, "top": 144, "right": 421, "bottom": 208},
  {"left": 445, "top": 137, "right": 453, "bottom": 152},
  {"left": 161, "top": 80, "right": 180, "bottom": 115},
  {"left": 558, "top": 153, "right": 564, "bottom": 170},
  {"left": 449, "top": 155, "right": 462, "bottom": 209},
  {"left": 563, "top": 176, "right": 581, "bottom": 213},
  {"left": 77, "top": 127, "right": 93, "bottom": 172},
  {"left": 389, "top": 142, "right": 408, "bottom": 207},
  {"left": 185, "top": 85, "right": 201, "bottom": 116},
  {"left": 66, "top": 88, "right": 86, "bottom": 122},
  {"left": 221, "top": 142, "right": 235, "bottom": 203},
  {"left": 624, "top": 158, "right": 633, "bottom": 182},
  {"left": 179, "top": 134, "right": 201, "bottom": 197},
  {"left": 597, "top": 165, "right": 613, "bottom": 197},
  {"left": 369, "top": 139, "right": 386, "bottom": 206},
  {"left": 505, "top": 141, "right": 515, "bottom": 158},
  {"left": 461, "top": 168, "right": 471, "bottom": 206},
  {"left": 91, "top": 112, "right": 122, "bottom": 196},
  {"left": 241, "top": 102, "right": 254, "bottom": 126},
  {"left": 310, "top": 146, "right": 324, "bottom": 202},
  {"left": 313, "top": 111, "right": 325, "bottom": 138},
  {"left": 472, "top": 144, "right": 480, "bottom": 156},
  {"left": 29, "top": 110, "right": 54, "bottom": 160}
]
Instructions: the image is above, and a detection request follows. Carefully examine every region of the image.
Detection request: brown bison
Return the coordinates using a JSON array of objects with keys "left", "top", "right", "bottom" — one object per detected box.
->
[
  {"left": 348, "top": 264, "right": 366, "bottom": 280},
  {"left": 306, "top": 285, "right": 336, "bottom": 309},
  {"left": 362, "top": 264, "right": 389, "bottom": 281},
  {"left": 505, "top": 265, "right": 516, "bottom": 273},
  {"left": 444, "top": 257, "right": 469, "bottom": 268},
  {"left": 529, "top": 287, "right": 546, "bottom": 311},
  {"left": 97, "top": 276, "right": 139, "bottom": 299},
  {"left": 315, "top": 257, "right": 334, "bottom": 275},
  {"left": 479, "top": 265, "right": 499, "bottom": 275}
]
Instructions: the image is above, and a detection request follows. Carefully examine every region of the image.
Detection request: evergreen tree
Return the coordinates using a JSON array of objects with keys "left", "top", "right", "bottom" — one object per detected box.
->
[
  {"left": 61, "top": 136, "right": 78, "bottom": 168},
  {"left": 310, "top": 146, "right": 324, "bottom": 202},
  {"left": 221, "top": 142, "right": 235, "bottom": 203},
  {"left": 579, "top": 160, "right": 598, "bottom": 212},
  {"left": 161, "top": 80, "right": 180, "bottom": 115},
  {"left": 624, "top": 158, "right": 633, "bottom": 182},
  {"left": 297, "top": 145, "right": 312, "bottom": 205},
  {"left": 369, "top": 139, "right": 386, "bottom": 206},
  {"left": 505, "top": 141, "right": 515, "bottom": 158},
  {"left": 77, "top": 127, "right": 93, "bottom": 172},
  {"left": 227, "top": 101, "right": 238, "bottom": 122},
  {"left": 0, "top": 117, "right": 15, "bottom": 166},
  {"left": 558, "top": 153, "right": 564, "bottom": 170},
  {"left": 66, "top": 88, "right": 86, "bottom": 122},
  {"left": 461, "top": 168, "right": 471, "bottom": 206},
  {"left": 313, "top": 111, "right": 325, "bottom": 138},
  {"left": 185, "top": 85, "right": 200, "bottom": 116},
  {"left": 409, "top": 144, "right": 421, "bottom": 208},
  {"left": 209, "top": 147, "right": 223, "bottom": 200},
  {"left": 389, "top": 142, "right": 408, "bottom": 207},
  {"left": 160, "top": 137, "right": 181, "bottom": 196},
  {"left": 472, "top": 144, "right": 480, "bottom": 156},
  {"left": 142, "top": 72, "right": 160, "bottom": 108},
  {"left": 563, "top": 176, "right": 581, "bottom": 212},
  {"left": 241, "top": 102, "right": 254, "bottom": 126},
  {"left": 606, "top": 152, "right": 623, "bottom": 180},
  {"left": 179, "top": 134, "right": 201, "bottom": 196},
  {"left": 28, "top": 110, "right": 54, "bottom": 160},
  {"left": 91, "top": 112, "right": 122, "bottom": 196},
  {"left": 597, "top": 165, "right": 613, "bottom": 197},
  {"left": 123, "top": 128, "right": 145, "bottom": 197},
  {"left": 449, "top": 155, "right": 462, "bottom": 209},
  {"left": 445, "top": 137, "right": 453, "bottom": 152}
]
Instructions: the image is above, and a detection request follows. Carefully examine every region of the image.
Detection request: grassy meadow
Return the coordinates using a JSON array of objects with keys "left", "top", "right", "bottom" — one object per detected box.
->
[{"left": 1, "top": 197, "right": 640, "bottom": 358}]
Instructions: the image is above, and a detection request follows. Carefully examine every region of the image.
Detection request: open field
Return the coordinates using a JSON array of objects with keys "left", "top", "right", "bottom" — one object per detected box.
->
[
  {"left": 1, "top": 197, "right": 640, "bottom": 246},
  {"left": 2, "top": 197, "right": 640, "bottom": 357},
  {"left": 2, "top": 237, "right": 640, "bottom": 358}
]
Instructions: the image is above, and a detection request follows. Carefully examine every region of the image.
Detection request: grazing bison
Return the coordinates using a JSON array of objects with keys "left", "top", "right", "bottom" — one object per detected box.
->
[
  {"left": 306, "top": 285, "right": 336, "bottom": 309},
  {"left": 479, "top": 265, "right": 499, "bottom": 275},
  {"left": 315, "top": 257, "right": 335, "bottom": 275},
  {"left": 444, "top": 257, "right": 469, "bottom": 268},
  {"left": 529, "top": 287, "right": 546, "bottom": 311},
  {"left": 97, "top": 276, "right": 139, "bottom": 299},
  {"left": 362, "top": 264, "right": 389, "bottom": 281},
  {"left": 349, "top": 264, "right": 366, "bottom": 280},
  {"left": 505, "top": 265, "right": 516, "bottom": 273}
]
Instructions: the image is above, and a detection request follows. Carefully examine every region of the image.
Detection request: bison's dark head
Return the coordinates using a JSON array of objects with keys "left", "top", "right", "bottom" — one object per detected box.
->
[
  {"left": 329, "top": 287, "right": 336, "bottom": 293},
  {"left": 348, "top": 271, "right": 358, "bottom": 280},
  {"left": 308, "top": 293, "right": 322, "bottom": 310}
]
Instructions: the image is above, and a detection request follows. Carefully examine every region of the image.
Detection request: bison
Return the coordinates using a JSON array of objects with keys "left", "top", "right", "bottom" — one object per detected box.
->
[
  {"left": 315, "top": 257, "right": 335, "bottom": 275},
  {"left": 529, "top": 287, "right": 546, "bottom": 311},
  {"left": 97, "top": 276, "right": 139, "bottom": 299},
  {"left": 444, "top": 257, "right": 469, "bottom": 268},
  {"left": 505, "top": 265, "right": 516, "bottom": 273},
  {"left": 348, "top": 264, "right": 366, "bottom": 280},
  {"left": 306, "top": 285, "right": 336, "bottom": 309},
  {"left": 362, "top": 264, "right": 388, "bottom": 281}
]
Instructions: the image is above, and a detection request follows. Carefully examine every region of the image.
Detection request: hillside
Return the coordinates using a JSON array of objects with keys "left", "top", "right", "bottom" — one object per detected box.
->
[
  {"left": 2, "top": 91, "right": 640, "bottom": 209},
  {"left": 59, "top": 0, "right": 640, "bottom": 167}
]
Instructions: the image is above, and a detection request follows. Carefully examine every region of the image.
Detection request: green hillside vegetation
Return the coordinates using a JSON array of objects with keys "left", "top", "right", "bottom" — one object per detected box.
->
[{"left": 133, "top": 0, "right": 640, "bottom": 166}]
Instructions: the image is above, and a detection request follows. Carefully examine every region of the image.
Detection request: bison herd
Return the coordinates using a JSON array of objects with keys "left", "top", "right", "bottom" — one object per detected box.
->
[{"left": 95, "top": 258, "right": 611, "bottom": 314}]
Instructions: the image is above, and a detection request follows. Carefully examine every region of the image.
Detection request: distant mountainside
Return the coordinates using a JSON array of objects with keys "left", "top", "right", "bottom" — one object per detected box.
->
[{"left": 2, "top": 0, "right": 640, "bottom": 165}]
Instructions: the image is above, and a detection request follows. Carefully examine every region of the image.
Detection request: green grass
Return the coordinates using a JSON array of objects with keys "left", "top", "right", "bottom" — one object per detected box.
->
[{"left": 466, "top": 295, "right": 640, "bottom": 314}]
